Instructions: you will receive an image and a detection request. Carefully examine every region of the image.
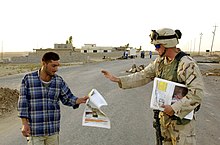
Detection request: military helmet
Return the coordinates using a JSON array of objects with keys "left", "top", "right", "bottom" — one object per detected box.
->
[{"left": 149, "top": 28, "right": 182, "bottom": 48}]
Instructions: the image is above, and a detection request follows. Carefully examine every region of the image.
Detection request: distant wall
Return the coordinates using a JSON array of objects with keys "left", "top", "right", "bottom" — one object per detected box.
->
[
  {"left": 10, "top": 51, "right": 123, "bottom": 64},
  {"left": 85, "top": 51, "right": 123, "bottom": 59}
]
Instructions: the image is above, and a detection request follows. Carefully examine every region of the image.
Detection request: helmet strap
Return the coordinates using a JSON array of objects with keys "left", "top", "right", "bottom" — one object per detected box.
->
[{"left": 160, "top": 48, "right": 166, "bottom": 57}]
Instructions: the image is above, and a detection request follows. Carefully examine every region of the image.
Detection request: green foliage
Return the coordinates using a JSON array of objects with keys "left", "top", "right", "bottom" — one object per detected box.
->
[{"left": 69, "top": 36, "right": 72, "bottom": 44}]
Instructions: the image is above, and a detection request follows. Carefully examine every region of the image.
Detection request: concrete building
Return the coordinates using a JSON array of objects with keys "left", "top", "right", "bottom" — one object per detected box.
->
[
  {"left": 10, "top": 43, "right": 123, "bottom": 63},
  {"left": 80, "top": 44, "right": 114, "bottom": 53}
]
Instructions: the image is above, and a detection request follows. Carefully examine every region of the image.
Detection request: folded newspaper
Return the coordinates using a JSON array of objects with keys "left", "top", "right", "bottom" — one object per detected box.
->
[
  {"left": 150, "top": 77, "right": 193, "bottom": 120},
  {"left": 82, "top": 89, "right": 110, "bottom": 129}
]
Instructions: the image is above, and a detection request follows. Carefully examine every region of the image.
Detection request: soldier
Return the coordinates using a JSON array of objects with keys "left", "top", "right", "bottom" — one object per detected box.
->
[
  {"left": 101, "top": 28, "right": 204, "bottom": 145},
  {"left": 149, "top": 50, "right": 152, "bottom": 59}
]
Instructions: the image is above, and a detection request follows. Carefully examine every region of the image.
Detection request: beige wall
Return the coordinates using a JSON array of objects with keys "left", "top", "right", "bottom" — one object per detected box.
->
[{"left": 10, "top": 49, "right": 123, "bottom": 63}]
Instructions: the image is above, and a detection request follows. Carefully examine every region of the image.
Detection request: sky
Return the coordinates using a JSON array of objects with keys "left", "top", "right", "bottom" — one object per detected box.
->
[{"left": 0, "top": 0, "right": 220, "bottom": 52}]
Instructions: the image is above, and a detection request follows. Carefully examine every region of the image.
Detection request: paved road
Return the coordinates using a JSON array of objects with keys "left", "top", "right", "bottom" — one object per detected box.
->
[
  {"left": 0, "top": 57, "right": 155, "bottom": 145},
  {"left": 0, "top": 56, "right": 220, "bottom": 145}
]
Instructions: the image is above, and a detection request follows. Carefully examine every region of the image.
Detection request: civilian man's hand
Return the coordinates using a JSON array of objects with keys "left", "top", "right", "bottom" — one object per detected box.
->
[
  {"left": 76, "top": 96, "right": 89, "bottom": 104},
  {"left": 21, "top": 124, "right": 30, "bottom": 137}
]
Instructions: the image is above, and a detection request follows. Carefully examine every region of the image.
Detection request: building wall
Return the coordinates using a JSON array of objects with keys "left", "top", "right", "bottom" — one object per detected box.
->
[
  {"left": 54, "top": 43, "right": 73, "bottom": 49},
  {"left": 85, "top": 51, "right": 123, "bottom": 59},
  {"left": 10, "top": 49, "right": 123, "bottom": 64},
  {"left": 81, "top": 44, "right": 113, "bottom": 53}
]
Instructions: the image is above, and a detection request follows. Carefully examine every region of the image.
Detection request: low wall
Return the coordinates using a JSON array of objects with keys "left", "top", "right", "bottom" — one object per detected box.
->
[{"left": 10, "top": 51, "right": 124, "bottom": 64}]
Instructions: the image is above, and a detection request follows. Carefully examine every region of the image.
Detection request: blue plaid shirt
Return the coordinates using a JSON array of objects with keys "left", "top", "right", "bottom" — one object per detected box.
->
[{"left": 18, "top": 70, "right": 79, "bottom": 136}]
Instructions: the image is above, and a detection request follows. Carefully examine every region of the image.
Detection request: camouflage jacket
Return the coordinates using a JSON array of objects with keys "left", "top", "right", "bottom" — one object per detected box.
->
[{"left": 119, "top": 53, "right": 204, "bottom": 119}]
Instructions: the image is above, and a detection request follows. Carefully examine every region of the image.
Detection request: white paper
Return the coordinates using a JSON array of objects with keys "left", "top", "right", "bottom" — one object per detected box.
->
[
  {"left": 82, "top": 89, "right": 110, "bottom": 129},
  {"left": 150, "top": 77, "right": 193, "bottom": 120}
]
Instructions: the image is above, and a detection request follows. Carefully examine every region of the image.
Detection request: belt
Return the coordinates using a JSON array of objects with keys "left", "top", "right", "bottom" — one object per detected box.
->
[{"left": 170, "top": 115, "right": 191, "bottom": 125}]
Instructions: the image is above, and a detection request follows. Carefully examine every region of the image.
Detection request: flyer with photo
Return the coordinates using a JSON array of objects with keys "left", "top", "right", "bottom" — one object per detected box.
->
[
  {"left": 150, "top": 77, "right": 193, "bottom": 120},
  {"left": 82, "top": 89, "right": 110, "bottom": 129}
]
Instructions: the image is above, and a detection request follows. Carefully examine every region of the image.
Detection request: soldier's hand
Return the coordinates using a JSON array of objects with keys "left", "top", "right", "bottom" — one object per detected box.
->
[
  {"left": 101, "top": 70, "right": 120, "bottom": 83},
  {"left": 162, "top": 105, "right": 175, "bottom": 116}
]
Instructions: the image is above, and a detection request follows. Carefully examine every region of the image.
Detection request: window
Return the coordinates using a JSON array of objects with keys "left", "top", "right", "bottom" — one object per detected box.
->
[
  {"left": 93, "top": 50, "right": 97, "bottom": 53},
  {"left": 104, "top": 50, "right": 108, "bottom": 53},
  {"left": 84, "top": 50, "right": 87, "bottom": 53}
]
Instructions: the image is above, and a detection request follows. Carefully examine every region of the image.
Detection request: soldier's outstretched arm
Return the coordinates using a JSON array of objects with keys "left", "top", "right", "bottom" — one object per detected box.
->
[{"left": 101, "top": 70, "right": 120, "bottom": 83}]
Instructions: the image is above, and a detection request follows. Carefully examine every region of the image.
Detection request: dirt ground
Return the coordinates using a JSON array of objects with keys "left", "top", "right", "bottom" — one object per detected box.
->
[{"left": 0, "top": 87, "right": 19, "bottom": 117}]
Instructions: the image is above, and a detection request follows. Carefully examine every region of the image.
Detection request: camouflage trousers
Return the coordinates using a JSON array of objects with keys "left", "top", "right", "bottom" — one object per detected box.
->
[{"left": 160, "top": 113, "right": 196, "bottom": 145}]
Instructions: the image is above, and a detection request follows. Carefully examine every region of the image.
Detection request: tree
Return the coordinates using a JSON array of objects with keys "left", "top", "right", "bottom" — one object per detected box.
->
[
  {"left": 125, "top": 43, "right": 129, "bottom": 48},
  {"left": 69, "top": 36, "right": 72, "bottom": 44}
]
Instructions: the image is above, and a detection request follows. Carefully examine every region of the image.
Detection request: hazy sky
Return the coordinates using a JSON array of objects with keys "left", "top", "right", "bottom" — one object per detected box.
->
[{"left": 0, "top": 0, "right": 219, "bottom": 52}]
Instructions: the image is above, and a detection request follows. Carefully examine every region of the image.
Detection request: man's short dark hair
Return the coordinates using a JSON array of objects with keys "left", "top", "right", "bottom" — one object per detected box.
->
[{"left": 42, "top": 52, "right": 60, "bottom": 63}]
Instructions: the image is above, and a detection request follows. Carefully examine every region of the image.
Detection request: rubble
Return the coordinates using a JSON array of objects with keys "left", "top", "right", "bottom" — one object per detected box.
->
[
  {"left": 203, "top": 68, "right": 220, "bottom": 76},
  {"left": 0, "top": 87, "right": 19, "bottom": 117},
  {"left": 126, "top": 64, "right": 145, "bottom": 73}
]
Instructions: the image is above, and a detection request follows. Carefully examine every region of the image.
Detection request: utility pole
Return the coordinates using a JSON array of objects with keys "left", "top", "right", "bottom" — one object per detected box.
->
[
  {"left": 1, "top": 41, "right": 3, "bottom": 60},
  {"left": 198, "top": 33, "right": 203, "bottom": 55},
  {"left": 193, "top": 38, "right": 196, "bottom": 53},
  {"left": 189, "top": 40, "right": 192, "bottom": 53},
  {"left": 210, "top": 25, "right": 218, "bottom": 55}
]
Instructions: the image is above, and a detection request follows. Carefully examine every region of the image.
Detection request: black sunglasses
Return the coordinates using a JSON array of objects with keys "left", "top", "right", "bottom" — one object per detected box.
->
[{"left": 154, "top": 44, "right": 161, "bottom": 49}]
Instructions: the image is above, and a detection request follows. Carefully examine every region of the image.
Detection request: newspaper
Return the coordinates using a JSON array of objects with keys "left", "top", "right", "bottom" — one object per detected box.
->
[
  {"left": 82, "top": 89, "right": 110, "bottom": 129},
  {"left": 150, "top": 77, "right": 193, "bottom": 120}
]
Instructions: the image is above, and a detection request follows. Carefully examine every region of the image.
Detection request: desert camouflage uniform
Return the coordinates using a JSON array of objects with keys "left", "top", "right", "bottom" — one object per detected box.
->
[{"left": 118, "top": 52, "right": 204, "bottom": 145}]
